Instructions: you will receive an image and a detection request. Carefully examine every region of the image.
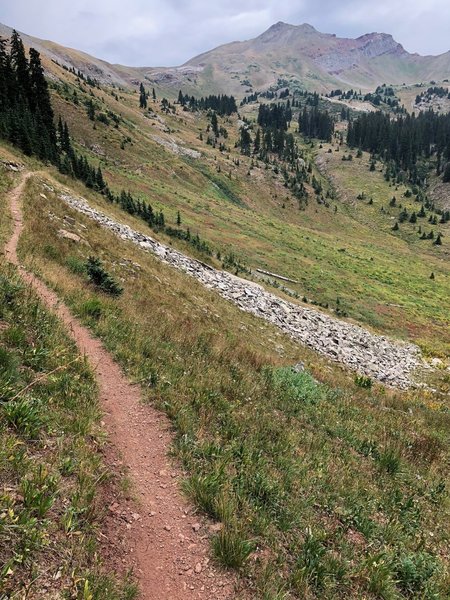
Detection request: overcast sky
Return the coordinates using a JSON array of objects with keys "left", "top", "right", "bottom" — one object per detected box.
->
[{"left": 1, "top": 0, "right": 449, "bottom": 66}]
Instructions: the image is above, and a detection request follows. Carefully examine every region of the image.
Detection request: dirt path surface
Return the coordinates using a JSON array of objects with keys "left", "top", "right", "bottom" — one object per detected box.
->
[{"left": 5, "top": 172, "right": 237, "bottom": 599}]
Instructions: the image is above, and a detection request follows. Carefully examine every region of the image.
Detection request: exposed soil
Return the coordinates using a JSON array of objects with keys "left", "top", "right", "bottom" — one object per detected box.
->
[{"left": 5, "top": 171, "right": 237, "bottom": 599}]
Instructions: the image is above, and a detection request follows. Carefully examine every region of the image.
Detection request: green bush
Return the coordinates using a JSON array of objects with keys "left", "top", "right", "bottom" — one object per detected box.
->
[
  {"left": 272, "top": 367, "right": 324, "bottom": 414},
  {"left": 66, "top": 255, "right": 86, "bottom": 275},
  {"left": 79, "top": 298, "right": 103, "bottom": 320},
  {"left": 212, "top": 527, "right": 254, "bottom": 568},
  {"left": 354, "top": 374, "right": 372, "bottom": 388},
  {"left": 86, "top": 257, "right": 123, "bottom": 296},
  {"left": 3, "top": 396, "right": 43, "bottom": 438},
  {"left": 395, "top": 551, "right": 438, "bottom": 595}
]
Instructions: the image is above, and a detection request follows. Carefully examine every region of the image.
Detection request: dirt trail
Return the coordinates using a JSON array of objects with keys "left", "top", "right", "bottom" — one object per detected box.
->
[{"left": 5, "top": 172, "right": 236, "bottom": 599}]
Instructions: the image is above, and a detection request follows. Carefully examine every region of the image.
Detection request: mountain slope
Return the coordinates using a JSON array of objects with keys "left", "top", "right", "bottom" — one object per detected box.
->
[
  {"left": 1, "top": 23, "right": 450, "bottom": 600},
  {"left": 178, "top": 22, "right": 450, "bottom": 94},
  {"left": 2, "top": 21, "right": 450, "bottom": 96}
]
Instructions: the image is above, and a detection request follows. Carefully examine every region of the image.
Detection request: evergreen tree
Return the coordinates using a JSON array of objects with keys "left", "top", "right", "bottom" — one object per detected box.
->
[
  {"left": 139, "top": 82, "right": 147, "bottom": 109},
  {"left": 210, "top": 112, "right": 219, "bottom": 136},
  {"left": 443, "top": 162, "right": 450, "bottom": 183},
  {"left": 253, "top": 128, "right": 261, "bottom": 155},
  {"left": 239, "top": 127, "right": 252, "bottom": 155}
]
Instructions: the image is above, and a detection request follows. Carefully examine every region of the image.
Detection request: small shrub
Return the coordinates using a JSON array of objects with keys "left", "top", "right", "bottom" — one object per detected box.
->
[
  {"left": 79, "top": 298, "right": 103, "bottom": 320},
  {"left": 66, "top": 255, "right": 86, "bottom": 275},
  {"left": 212, "top": 527, "right": 253, "bottom": 568},
  {"left": 3, "top": 396, "right": 43, "bottom": 438},
  {"left": 43, "top": 244, "right": 59, "bottom": 259},
  {"left": 272, "top": 367, "right": 324, "bottom": 414},
  {"left": 354, "top": 374, "right": 372, "bottom": 389},
  {"left": 377, "top": 447, "right": 401, "bottom": 475},
  {"left": 86, "top": 257, "right": 123, "bottom": 296},
  {"left": 395, "top": 552, "right": 438, "bottom": 595}
]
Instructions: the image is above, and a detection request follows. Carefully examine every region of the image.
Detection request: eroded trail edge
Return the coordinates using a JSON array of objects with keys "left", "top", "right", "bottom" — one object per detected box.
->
[
  {"left": 56, "top": 185, "right": 426, "bottom": 388},
  {"left": 5, "top": 174, "right": 236, "bottom": 599}
]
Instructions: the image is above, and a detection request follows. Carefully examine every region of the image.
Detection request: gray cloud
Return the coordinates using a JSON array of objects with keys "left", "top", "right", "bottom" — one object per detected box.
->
[{"left": 1, "top": 0, "right": 449, "bottom": 66}]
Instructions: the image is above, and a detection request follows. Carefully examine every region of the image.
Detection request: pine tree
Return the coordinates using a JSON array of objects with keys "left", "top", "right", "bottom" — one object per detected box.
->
[
  {"left": 86, "top": 99, "right": 95, "bottom": 121},
  {"left": 434, "top": 233, "right": 442, "bottom": 245},
  {"left": 253, "top": 128, "right": 261, "bottom": 155},
  {"left": 139, "top": 82, "right": 147, "bottom": 109},
  {"left": 10, "top": 30, "right": 30, "bottom": 98},
  {"left": 96, "top": 166, "right": 105, "bottom": 191},
  {"left": 210, "top": 112, "right": 219, "bottom": 136},
  {"left": 239, "top": 127, "right": 252, "bottom": 155},
  {"left": 176, "top": 211, "right": 181, "bottom": 226},
  {"left": 443, "top": 162, "right": 450, "bottom": 183}
]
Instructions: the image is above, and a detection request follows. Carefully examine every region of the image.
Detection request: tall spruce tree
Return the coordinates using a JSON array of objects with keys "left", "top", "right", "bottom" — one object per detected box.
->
[{"left": 139, "top": 82, "right": 147, "bottom": 109}]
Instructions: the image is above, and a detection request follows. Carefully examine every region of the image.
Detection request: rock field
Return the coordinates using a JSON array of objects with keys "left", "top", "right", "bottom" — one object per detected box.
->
[{"left": 58, "top": 190, "right": 427, "bottom": 388}]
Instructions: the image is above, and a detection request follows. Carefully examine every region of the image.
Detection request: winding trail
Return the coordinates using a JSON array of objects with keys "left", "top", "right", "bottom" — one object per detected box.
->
[{"left": 5, "top": 173, "right": 236, "bottom": 599}]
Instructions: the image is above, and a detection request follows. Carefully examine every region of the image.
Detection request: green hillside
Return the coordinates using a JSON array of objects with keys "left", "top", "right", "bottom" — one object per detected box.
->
[{"left": 1, "top": 28, "right": 449, "bottom": 600}]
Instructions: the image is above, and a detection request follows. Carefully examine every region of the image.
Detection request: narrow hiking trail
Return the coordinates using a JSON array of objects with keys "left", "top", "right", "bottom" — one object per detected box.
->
[{"left": 4, "top": 172, "right": 237, "bottom": 599}]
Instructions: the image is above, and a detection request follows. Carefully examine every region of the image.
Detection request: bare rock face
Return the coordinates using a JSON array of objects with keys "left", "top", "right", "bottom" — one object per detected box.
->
[
  {"left": 316, "top": 32, "right": 407, "bottom": 73},
  {"left": 57, "top": 189, "right": 428, "bottom": 389},
  {"left": 355, "top": 33, "right": 406, "bottom": 59}
]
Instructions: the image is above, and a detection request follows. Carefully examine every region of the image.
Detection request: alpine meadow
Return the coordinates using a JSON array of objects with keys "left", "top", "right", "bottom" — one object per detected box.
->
[{"left": 0, "top": 9, "right": 449, "bottom": 600}]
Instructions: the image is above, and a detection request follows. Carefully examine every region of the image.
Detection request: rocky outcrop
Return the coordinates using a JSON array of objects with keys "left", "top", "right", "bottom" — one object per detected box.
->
[{"left": 57, "top": 191, "right": 426, "bottom": 388}]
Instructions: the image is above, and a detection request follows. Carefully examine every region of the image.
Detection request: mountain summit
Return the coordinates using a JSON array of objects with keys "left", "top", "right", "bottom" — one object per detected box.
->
[{"left": 176, "top": 22, "right": 450, "bottom": 94}]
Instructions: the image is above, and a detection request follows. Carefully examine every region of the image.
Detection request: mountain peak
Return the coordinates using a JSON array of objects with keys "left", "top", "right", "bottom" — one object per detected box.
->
[
  {"left": 258, "top": 21, "right": 317, "bottom": 43},
  {"left": 356, "top": 31, "right": 406, "bottom": 57}
]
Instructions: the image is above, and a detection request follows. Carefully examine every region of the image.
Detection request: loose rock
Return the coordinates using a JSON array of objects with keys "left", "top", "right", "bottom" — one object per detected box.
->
[{"left": 58, "top": 191, "right": 427, "bottom": 388}]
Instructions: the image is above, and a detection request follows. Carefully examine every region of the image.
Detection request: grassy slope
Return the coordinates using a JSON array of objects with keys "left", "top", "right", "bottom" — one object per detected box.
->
[
  {"left": 43, "top": 62, "right": 450, "bottom": 358},
  {"left": 316, "top": 143, "right": 450, "bottom": 356},
  {"left": 5, "top": 151, "right": 448, "bottom": 599},
  {"left": 0, "top": 166, "right": 135, "bottom": 599}
]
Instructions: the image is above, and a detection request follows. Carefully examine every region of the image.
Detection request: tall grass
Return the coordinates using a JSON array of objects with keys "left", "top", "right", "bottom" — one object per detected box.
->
[
  {"left": 15, "top": 175, "right": 450, "bottom": 598},
  {"left": 0, "top": 171, "right": 136, "bottom": 597}
]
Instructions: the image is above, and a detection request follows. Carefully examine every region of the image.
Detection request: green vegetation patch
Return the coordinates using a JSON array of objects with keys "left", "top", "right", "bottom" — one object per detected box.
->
[
  {"left": 19, "top": 183, "right": 450, "bottom": 599},
  {"left": 0, "top": 265, "right": 134, "bottom": 596}
]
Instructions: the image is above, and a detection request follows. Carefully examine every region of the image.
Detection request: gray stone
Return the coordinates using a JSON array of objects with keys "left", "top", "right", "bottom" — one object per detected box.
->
[{"left": 57, "top": 190, "right": 428, "bottom": 389}]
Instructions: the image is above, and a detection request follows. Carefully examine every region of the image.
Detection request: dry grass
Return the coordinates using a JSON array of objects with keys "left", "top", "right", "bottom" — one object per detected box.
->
[
  {"left": 11, "top": 169, "right": 450, "bottom": 599},
  {"left": 0, "top": 166, "right": 136, "bottom": 599}
]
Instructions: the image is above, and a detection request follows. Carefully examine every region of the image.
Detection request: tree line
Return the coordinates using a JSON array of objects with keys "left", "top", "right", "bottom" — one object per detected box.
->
[
  {"left": 0, "top": 33, "right": 217, "bottom": 252},
  {"left": 298, "top": 106, "right": 334, "bottom": 141},
  {"left": 0, "top": 32, "right": 58, "bottom": 162},
  {"left": 177, "top": 92, "right": 237, "bottom": 116},
  {"left": 347, "top": 110, "right": 450, "bottom": 182}
]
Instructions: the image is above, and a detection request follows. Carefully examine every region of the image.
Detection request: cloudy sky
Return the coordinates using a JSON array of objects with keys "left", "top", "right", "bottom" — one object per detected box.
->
[{"left": 1, "top": 0, "right": 449, "bottom": 66}]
